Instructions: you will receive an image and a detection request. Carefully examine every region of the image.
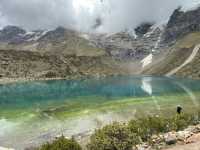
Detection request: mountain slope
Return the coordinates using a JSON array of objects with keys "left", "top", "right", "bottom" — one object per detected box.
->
[
  {"left": 0, "top": 26, "right": 124, "bottom": 79},
  {"left": 0, "top": 26, "right": 105, "bottom": 57},
  {"left": 143, "top": 7, "right": 200, "bottom": 79},
  {"left": 143, "top": 32, "right": 200, "bottom": 79},
  {"left": 0, "top": 49, "right": 123, "bottom": 79}
]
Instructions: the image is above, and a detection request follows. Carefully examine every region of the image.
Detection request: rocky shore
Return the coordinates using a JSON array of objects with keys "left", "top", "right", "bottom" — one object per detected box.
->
[
  {"left": 1, "top": 124, "right": 200, "bottom": 150},
  {"left": 134, "top": 124, "right": 200, "bottom": 150}
]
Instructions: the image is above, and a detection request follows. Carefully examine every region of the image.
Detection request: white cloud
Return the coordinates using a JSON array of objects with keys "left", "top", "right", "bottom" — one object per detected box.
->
[{"left": 0, "top": 0, "right": 198, "bottom": 32}]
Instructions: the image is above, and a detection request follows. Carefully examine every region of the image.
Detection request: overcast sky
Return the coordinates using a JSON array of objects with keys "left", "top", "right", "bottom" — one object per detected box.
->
[{"left": 0, "top": 0, "right": 199, "bottom": 33}]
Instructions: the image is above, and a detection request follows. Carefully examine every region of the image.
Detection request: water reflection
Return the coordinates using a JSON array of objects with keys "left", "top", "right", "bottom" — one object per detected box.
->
[
  {"left": 141, "top": 77, "right": 152, "bottom": 95},
  {"left": 141, "top": 77, "right": 161, "bottom": 111}
]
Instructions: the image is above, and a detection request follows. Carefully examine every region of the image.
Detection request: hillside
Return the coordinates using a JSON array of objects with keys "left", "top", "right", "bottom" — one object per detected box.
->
[
  {"left": 143, "top": 7, "right": 200, "bottom": 79},
  {"left": 0, "top": 26, "right": 126, "bottom": 79},
  {"left": 0, "top": 49, "right": 123, "bottom": 79}
]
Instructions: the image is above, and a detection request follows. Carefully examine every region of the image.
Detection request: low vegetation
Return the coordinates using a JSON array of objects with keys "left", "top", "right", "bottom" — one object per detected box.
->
[
  {"left": 37, "top": 111, "right": 200, "bottom": 150},
  {"left": 87, "top": 112, "right": 200, "bottom": 150},
  {"left": 38, "top": 136, "right": 82, "bottom": 150}
]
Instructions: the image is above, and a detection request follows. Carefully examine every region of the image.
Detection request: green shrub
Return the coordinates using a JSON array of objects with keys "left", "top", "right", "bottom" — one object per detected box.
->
[
  {"left": 128, "top": 116, "right": 168, "bottom": 141},
  {"left": 87, "top": 122, "right": 139, "bottom": 150},
  {"left": 87, "top": 112, "right": 200, "bottom": 150},
  {"left": 170, "top": 113, "right": 198, "bottom": 131},
  {"left": 38, "top": 136, "right": 82, "bottom": 150}
]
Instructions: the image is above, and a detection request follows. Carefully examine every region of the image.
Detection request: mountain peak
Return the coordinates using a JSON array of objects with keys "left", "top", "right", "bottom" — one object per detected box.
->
[
  {"left": 0, "top": 25, "right": 26, "bottom": 43},
  {"left": 162, "top": 6, "right": 200, "bottom": 43}
]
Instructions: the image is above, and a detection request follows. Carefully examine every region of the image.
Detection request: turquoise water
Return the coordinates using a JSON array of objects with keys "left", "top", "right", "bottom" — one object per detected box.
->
[
  {"left": 1, "top": 76, "right": 200, "bottom": 109},
  {"left": 1, "top": 76, "right": 200, "bottom": 149}
]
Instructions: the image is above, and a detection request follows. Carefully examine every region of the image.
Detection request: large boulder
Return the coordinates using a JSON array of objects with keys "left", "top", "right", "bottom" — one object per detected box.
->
[{"left": 164, "top": 132, "right": 177, "bottom": 145}]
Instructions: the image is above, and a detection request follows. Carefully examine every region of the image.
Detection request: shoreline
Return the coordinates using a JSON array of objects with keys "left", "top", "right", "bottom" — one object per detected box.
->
[
  {"left": 0, "top": 75, "right": 119, "bottom": 85},
  {"left": 0, "top": 75, "right": 149, "bottom": 85},
  {"left": 0, "top": 77, "right": 66, "bottom": 85}
]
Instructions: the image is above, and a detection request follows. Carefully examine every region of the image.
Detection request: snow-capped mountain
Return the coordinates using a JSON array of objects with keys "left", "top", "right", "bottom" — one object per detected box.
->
[{"left": 0, "top": 6, "right": 200, "bottom": 79}]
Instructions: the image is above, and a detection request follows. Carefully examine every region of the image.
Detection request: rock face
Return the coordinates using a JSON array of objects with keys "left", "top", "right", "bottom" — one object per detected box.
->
[
  {"left": 162, "top": 7, "right": 200, "bottom": 43},
  {"left": 91, "top": 24, "right": 163, "bottom": 60},
  {"left": 0, "top": 26, "right": 26, "bottom": 43},
  {"left": 135, "top": 23, "right": 153, "bottom": 37}
]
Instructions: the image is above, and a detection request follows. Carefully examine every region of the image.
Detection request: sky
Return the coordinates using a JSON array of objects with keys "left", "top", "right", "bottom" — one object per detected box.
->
[{"left": 0, "top": 0, "right": 199, "bottom": 33}]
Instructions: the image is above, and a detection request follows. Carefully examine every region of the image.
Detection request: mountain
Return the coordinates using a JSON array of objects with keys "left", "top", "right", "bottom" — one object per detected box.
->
[
  {"left": 0, "top": 6, "right": 200, "bottom": 80},
  {"left": 162, "top": 7, "right": 200, "bottom": 44},
  {"left": 143, "top": 6, "right": 200, "bottom": 79},
  {"left": 90, "top": 23, "right": 164, "bottom": 60},
  {"left": 0, "top": 26, "right": 105, "bottom": 56},
  {"left": 0, "top": 26, "right": 124, "bottom": 79}
]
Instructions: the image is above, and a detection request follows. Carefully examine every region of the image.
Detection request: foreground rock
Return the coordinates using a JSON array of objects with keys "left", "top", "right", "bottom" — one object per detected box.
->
[
  {"left": 134, "top": 124, "right": 200, "bottom": 150},
  {"left": 164, "top": 142, "right": 200, "bottom": 150},
  {"left": 164, "top": 132, "right": 177, "bottom": 145}
]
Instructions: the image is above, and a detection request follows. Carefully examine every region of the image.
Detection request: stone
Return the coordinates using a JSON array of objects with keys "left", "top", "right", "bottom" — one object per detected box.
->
[
  {"left": 134, "top": 143, "right": 151, "bottom": 150},
  {"left": 186, "top": 133, "right": 200, "bottom": 144},
  {"left": 151, "top": 134, "right": 164, "bottom": 144},
  {"left": 164, "top": 132, "right": 177, "bottom": 145},
  {"left": 176, "top": 130, "right": 192, "bottom": 142},
  {"left": 189, "top": 125, "right": 200, "bottom": 134}
]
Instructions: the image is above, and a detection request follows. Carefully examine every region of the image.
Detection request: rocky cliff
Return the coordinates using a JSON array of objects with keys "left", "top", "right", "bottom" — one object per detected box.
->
[
  {"left": 143, "top": 6, "right": 200, "bottom": 79},
  {"left": 162, "top": 6, "right": 200, "bottom": 44}
]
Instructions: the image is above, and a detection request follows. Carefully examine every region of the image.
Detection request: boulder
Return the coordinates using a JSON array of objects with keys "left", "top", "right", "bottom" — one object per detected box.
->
[
  {"left": 164, "top": 132, "right": 177, "bottom": 145},
  {"left": 186, "top": 133, "right": 200, "bottom": 144}
]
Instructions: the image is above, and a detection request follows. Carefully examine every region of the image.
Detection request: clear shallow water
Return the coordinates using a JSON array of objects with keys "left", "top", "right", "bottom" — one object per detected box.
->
[{"left": 1, "top": 76, "right": 200, "bottom": 149}]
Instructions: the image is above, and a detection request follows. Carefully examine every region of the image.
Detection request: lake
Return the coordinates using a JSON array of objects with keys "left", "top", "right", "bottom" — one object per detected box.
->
[{"left": 0, "top": 76, "right": 200, "bottom": 149}]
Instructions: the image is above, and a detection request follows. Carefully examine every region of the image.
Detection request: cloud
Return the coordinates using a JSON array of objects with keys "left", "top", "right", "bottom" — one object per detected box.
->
[
  {"left": 0, "top": 0, "right": 198, "bottom": 32},
  {"left": 0, "top": 0, "right": 75, "bottom": 30}
]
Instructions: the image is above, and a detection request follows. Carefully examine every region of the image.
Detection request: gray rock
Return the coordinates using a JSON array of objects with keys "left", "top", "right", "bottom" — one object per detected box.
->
[
  {"left": 164, "top": 132, "right": 177, "bottom": 145},
  {"left": 162, "top": 6, "right": 200, "bottom": 43}
]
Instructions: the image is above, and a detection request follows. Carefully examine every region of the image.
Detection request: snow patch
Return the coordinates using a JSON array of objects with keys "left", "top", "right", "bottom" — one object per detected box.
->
[
  {"left": 25, "top": 31, "right": 35, "bottom": 35},
  {"left": 141, "top": 53, "right": 153, "bottom": 68},
  {"left": 144, "top": 21, "right": 166, "bottom": 38},
  {"left": 26, "top": 30, "right": 49, "bottom": 41}
]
